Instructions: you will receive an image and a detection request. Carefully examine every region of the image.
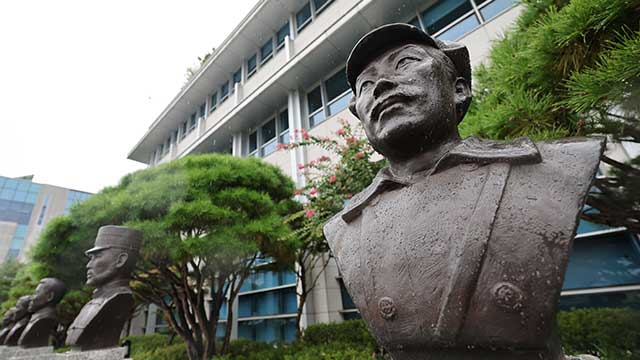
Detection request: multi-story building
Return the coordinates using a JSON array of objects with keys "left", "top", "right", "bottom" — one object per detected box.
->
[
  {"left": 128, "top": 0, "right": 640, "bottom": 341},
  {"left": 0, "top": 175, "right": 91, "bottom": 263}
]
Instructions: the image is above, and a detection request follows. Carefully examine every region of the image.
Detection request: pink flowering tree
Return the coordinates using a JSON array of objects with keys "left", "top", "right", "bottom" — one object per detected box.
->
[{"left": 278, "top": 119, "right": 385, "bottom": 336}]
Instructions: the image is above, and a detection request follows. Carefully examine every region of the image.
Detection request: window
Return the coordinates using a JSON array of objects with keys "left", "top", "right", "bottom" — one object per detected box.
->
[
  {"left": 307, "top": 67, "right": 351, "bottom": 127},
  {"left": 324, "top": 69, "right": 351, "bottom": 116},
  {"left": 276, "top": 23, "right": 290, "bottom": 49},
  {"left": 239, "top": 287, "right": 297, "bottom": 318},
  {"left": 279, "top": 110, "right": 290, "bottom": 144},
  {"left": 232, "top": 68, "right": 242, "bottom": 93},
  {"left": 220, "top": 81, "right": 230, "bottom": 102},
  {"left": 261, "top": 118, "right": 277, "bottom": 157},
  {"left": 209, "top": 92, "right": 218, "bottom": 113},
  {"left": 479, "top": 0, "right": 517, "bottom": 21},
  {"left": 421, "top": 0, "right": 474, "bottom": 35},
  {"left": 247, "top": 55, "right": 257, "bottom": 77},
  {"left": 260, "top": 39, "right": 273, "bottom": 64},
  {"left": 248, "top": 109, "right": 290, "bottom": 157},
  {"left": 296, "top": 2, "right": 312, "bottom": 31},
  {"left": 307, "top": 86, "right": 325, "bottom": 127},
  {"left": 238, "top": 317, "right": 296, "bottom": 343},
  {"left": 240, "top": 269, "right": 296, "bottom": 292},
  {"left": 180, "top": 122, "right": 187, "bottom": 140},
  {"left": 313, "top": 0, "right": 332, "bottom": 14},
  {"left": 436, "top": 13, "right": 480, "bottom": 41},
  {"left": 408, "top": 16, "right": 421, "bottom": 28},
  {"left": 189, "top": 113, "right": 197, "bottom": 133}
]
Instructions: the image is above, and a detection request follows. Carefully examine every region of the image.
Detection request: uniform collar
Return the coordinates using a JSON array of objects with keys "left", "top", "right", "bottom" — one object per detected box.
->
[
  {"left": 341, "top": 136, "right": 541, "bottom": 223},
  {"left": 93, "top": 279, "right": 131, "bottom": 299}
]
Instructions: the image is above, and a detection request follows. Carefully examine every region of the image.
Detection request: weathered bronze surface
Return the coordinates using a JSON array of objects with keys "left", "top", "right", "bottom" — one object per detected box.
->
[
  {"left": 324, "top": 23, "right": 604, "bottom": 360},
  {"left": 0, "top": 308, "right": 16, "bottom": 344},
  {"left": 66, "top": 225, "right": 141, "bottom": 351},
  {"left": 18, "top": 278, "right": 66, "bottom": 348},
  {"left": 3, "top": 296, "right": 31, "bottom": 346}
]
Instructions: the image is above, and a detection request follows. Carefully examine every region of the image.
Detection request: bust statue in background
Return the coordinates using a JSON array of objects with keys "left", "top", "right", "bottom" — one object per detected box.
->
[
  {"left": 66, "top": 225, "right": 141, "bottom": 351},
  {"left": 4, "top": 296, "right": 31, "bottom": 345},
  {"left": 18, "top": 278, "right": 66, "bottom": 348},
  {"left": 324, "top": 24, "right": 603, "bottom": 360},
  {"left": 0, "top": 308, "right": 16, "bottom": 344}
]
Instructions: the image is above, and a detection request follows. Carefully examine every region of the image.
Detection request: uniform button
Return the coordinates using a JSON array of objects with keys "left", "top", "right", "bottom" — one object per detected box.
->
[
  {"left": 378, "top": 297, "right": 397, "bottom": 320},
  {"left": 492, "top": 282, "right": 525, "bottom": 312}
]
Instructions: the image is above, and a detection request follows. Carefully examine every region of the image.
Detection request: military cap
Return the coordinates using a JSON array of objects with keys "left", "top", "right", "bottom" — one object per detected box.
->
[
  {"left": 86, "top": 225, "right": 142, "bottom": 254},
  {"left": 346, "top": 23, "right": 471, "bottom": 94}
]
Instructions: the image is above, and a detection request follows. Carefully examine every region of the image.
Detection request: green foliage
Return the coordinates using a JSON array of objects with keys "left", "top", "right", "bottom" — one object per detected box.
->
[
  {"left": 301, "top": 320, "right": 376, "bottom": 349},
  {"left": 0, "top": 259, "right": 22, "bottom": 306},
  {"left": 134, "top": 343, "right": 189, "bottom": 360},
  {"left": 0, "top": 262, "right": 38, "bottom": 314},
  {"left": 558, "top": 308, "right": 640, "bottom": 359}
]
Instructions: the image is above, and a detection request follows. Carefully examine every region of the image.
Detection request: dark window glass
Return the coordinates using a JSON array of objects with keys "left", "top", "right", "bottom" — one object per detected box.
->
[
  {"left": 480, "top": 0, "right": 516, "bottom": 21},
  {"left": 249, "top": 131, "right": 258, "bottom": 153},
  {"left": 558, "top": 290, "right": 640, "bottom": 311},
  {"left": 313, "top": 0, "right": 332, "bottom": 13},
  {"left": 408, "top": 17, "right": 422, "bottom": 29},
  {"left": 238, "top": 317, "right": 296, "bottom": 343},
  {"left": 563, "top": 232, "right": 640, "bottom": 290},
  {"left": 261, "top": 40, "right": 273, "bottom": 64},
  {"left": 339, "top": 279, "right": 356, "bottom": 310},
  {"left": 279, "top": 110, "right": 289, "bottom": 132},
  {"left": 210, "top": 93, "right": 217, "bottom": 112},
  {"left": 199, "top": 103, "right": 206, "bottom": 117},
  {"left": 261, "top": 118, "right": 277, "bottom": 143},
  {"left": 233, "top": 68, "right": 242, "bottom": 84},
  {"left": 238, "top": 288, "right": 297, "bottom": 318},
  {"left": 276, "top": 23, "right": 290, "bottom": 48},
  {"left": 181, "top": 122, "right": 187, "bottom": 136},
  {"left": 342, "top": 312, "right": 362, "bottom": 321},
  {"left": 189, "top": 113, "right": 197, "bottom": 129},
  {"left": 421, "top": 0, "right": 473, "bottom": 35},
  {"left": 221, "top": 82, "right": 229, "bottom": 100},
  {"left": 307, "top": 86, "right": 323, "bottom": 114},
  {"left": 325, "top": 68, "right": 349, "bottom": 102},
  {"left": 435, "top": 13, "right": 480, "bottom": 41},
  {"left": 296, "top": 3, "right": 312, "bottom": 31},
  {"left": 247, "top": 55, "right": 257, "bottom": 75}
]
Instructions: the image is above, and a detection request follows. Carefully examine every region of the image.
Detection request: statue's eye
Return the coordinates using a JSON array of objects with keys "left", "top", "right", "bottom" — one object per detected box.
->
[
  {"left": 396, "top": 56, "right": 420, "bottom": 70},
  {"left": 359, "top": 80, "right": 374, "bottom": 95}
]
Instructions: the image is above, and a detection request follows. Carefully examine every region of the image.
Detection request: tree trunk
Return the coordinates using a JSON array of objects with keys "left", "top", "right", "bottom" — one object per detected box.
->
[{"left": 296, "top": 257, "right": 307, "bottom": 339}]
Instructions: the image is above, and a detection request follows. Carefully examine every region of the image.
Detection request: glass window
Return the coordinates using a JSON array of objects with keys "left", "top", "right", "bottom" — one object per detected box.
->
[
  {"left": 180, "top": 122, "right": 187, "bottom": 138},
  {"left": 558, "top": 290, "right": 640, "bottom": 311},
  {"left": 408, "top": 16, "right": 422, "bottom": 29},
  {"left": 421, "top": 0, "right": 474, "bottom": 35},
  {"left": 276, "top": 23, "right": 290, "bottom": 48},
  {"left": 279, "top": 110, "right": 290, "bottom": 144},
  {"left": 325, "top": 69, "right": 349, "bottom": 102},
  {"left": 563, "top": 232, "right": 640, "bottom": 290},
  {"left": 342, "top": 312, "right": 362, "bottom": 321},
  {"left": 5, "top": 180, "right": 18, "bottom": 190},
  {"left": 339, "top": 279, "right": 356, "bottom": 310},
  {"left": 238, "top": 317, "right": 296, "bottom": 343},
  {"left": 480, "top": 0, "right": 516, "bottom": 21},
  {"left": 220, "top": 81, "right": 229, "bottom": 101},
  {"left": 307, "top": 86, "right": 325, "bottom": 127},
  {"left": 296, "top": 3, "right": 312, "bottom": 31},
  {"left": 189, "top": 113, "right": 197, "bottom": 131},
  {"left": 199, "top": 103, "right": 206, "bottom": 118},
  {"left": 313, "top": 0, "right": 332, "bottom": 14},
  {"left": 209, "top": 92, "right": 217, "bottom": 113},
  {"left": 16, "top": 182, "right": 30, "bottom": 192},
  {"left": 233, "top": 68, "right": 242, "bottom": 85},
  {"left": 261, "top": 119, "right": 276, "bottom": 143},
  {"left": 261, "top": 39, "right": 273, "bottom": 64},
  {"left": 247, "top": 55, "right": 257, "bottom": 76},
  {"left": 249, "top": 131, "right": 258, "bottom": 154},
  {"left": 435, "top": 13, "right": 480, "bottom": 41},
  {"left": 238, "top": 288, "right": 297, "bottom": 318}
]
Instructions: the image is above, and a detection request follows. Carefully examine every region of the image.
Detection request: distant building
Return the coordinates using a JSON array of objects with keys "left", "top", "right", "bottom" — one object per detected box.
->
[
  {"left": 0, "top": 175, "right": 91, "bottom": 262},
  {"left": 128, "top": 0, "right": 640, "bottom": 341}
]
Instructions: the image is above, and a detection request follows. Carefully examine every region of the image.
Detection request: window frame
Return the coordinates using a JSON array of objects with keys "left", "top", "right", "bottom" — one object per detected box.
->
[
  {"left": 247, "top": 54, "right": 258, "bottom": 77},
  {"left": 305, "top": 65, "right": 350, "bottom": 128},
  {"left": 276, "top": 22, "right": 290, "bottom": 50},
  {"left": 220, "top": 81, "right": 230, "bottom": 102},
  {"left": 260, "top": 39, "right": 274, "bottom": 65},
  {"left": 209, "top": 92, "right": 218, "bottom": 113},
  {"left": 247, "top": 106, "right": 290, "bottom": 157},
  {"left": 295, "top": 2, "right": 313, "bottom": 32}
]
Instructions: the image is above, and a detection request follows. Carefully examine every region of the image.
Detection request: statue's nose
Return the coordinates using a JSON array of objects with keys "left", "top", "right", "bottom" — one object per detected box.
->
[{"left": 373, "top": 78, "right": 395, "bottom": 98}]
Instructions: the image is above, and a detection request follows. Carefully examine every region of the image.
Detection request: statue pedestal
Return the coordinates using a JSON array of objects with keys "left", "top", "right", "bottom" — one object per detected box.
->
[{"left": 0, "top": 345, "right": 53, "bottom": 358}]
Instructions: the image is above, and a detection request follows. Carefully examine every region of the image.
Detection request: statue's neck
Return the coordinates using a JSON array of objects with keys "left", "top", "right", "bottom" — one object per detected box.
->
[
  {"left": 31, "top": 306, "right": 55, "bottom": 321},
  {"left": 94, "top": 278, "right": 131, "bottom": 299},
  {"left": 387, "top": 138, "right": 461, "bottom": 179}
]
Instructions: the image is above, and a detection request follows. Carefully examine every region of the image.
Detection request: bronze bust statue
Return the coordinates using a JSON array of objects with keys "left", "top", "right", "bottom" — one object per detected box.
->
[
  {"left": 18, "top": 278, "right": 66, "bottom": 348},
  {"left": 324, "top": 24, "right": 603, "bottom": 360},
  {"left": 3, "top": 296, "right": 31, "bottom": 346},
  {"left": 0, "top": 308, "right": 16, "bottom": 344},
  {"left": 66, "top": 225, "right": 141, "bottom": 351}
]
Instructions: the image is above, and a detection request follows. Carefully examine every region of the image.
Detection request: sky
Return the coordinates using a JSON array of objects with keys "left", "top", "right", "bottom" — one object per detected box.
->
[{"left": 0, "top": 0, "right": 259, "bottom": 193}]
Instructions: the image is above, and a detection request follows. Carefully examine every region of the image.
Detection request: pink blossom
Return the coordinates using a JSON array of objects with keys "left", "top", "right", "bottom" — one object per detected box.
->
[
  {"left": 346, "top": 136, "right": 357, "bottom": 144},
  {"left": 302, "top": 132, "right": 310, "bottom": 140},
  {"left": 354, "top": 152, "right": 364, "bottom": 159},
  {"left": 336, "top": 128, "right": 345, "bottom": 136},
  {"left": 276, "top": 143, "right": 287, "bottom": 150},
  {"left": 309, "top": 188, "right": 318, "bottom": 195},
  {"left": 305, "top": 209, "right": 316, "bottom": 218},
  {"left": 345, "top": 193, "right": 353, "bottom": 199},
  {"left": 319, "top": 155, "right": 329, "bottom": 161},
  {"left": 329, "top": 176, "right": 337, "bottom": 183},
  {"left": 297, "top": 164, "right": 305, "bottom": 170},
  {"left": 309, "top": 160, "right": 316, "bottom": 166}
]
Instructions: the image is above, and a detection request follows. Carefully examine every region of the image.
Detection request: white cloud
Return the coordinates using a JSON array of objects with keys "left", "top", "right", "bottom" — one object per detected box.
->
[{"left": 0, "top": 0, "right": 259, "bottom": 193}]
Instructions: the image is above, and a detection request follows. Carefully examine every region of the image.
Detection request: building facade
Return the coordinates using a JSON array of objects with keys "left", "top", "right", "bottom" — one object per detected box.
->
[
  {"left": 128, "top": 0, "right": 640, "bottom": 341},
  {"left": 0, "top": 175, "right": 91, "bottom": 263}
]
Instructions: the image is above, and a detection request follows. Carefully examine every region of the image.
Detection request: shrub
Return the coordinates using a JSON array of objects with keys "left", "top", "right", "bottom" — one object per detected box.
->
[
  {"left": 134, "top": 342, "right": 188, "bottom": 360},
  {"left": 125, "top": 334, "right": 173, "bottom": 357},
  {"left": 302, "top": 320, "right": 375, "bottom": 349},
  {"left": 284, "top": 343, "right": 374, "bottom": 360},
  {"left": 558, "top": 307, "right": 640, "bottom": 359}
]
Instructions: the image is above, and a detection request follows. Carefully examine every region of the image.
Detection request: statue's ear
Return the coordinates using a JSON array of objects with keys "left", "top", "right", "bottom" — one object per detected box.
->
[
  {"left": 348, "top": 96, "right": 359, "bottom": 119},
  {"left": 454, "top": 77, "right": 471, "bottom": 123},
  {"left": 115, "top": 252, "right": 129, "bottom": 269}
]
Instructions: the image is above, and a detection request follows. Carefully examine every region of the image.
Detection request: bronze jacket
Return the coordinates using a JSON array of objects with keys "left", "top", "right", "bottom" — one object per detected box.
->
[{"left": 324, "top": 136, "right": 603, "bottom": 360}]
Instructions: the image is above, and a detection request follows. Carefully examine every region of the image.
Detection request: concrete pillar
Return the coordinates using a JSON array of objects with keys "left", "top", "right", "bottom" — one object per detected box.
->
[
  {"left": 145, "top": 304, "right": 158, "bottom": 334},
  {"left": 285, "top": 35, "right": 293, "bottom": 61},
  {"left": 287, "top": 89, "right": 306, "bottom": 188},
  {"left": 232, "top": 132, "right": 243, "bottom": 157},
  {"left": 234, "top": 83, "right": 242, "bottom": 106}
]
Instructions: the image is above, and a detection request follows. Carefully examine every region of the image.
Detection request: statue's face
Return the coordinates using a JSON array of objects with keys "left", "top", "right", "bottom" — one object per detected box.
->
[
  {"left": 352, "top": 43, "right": 462, "bottom": 158},
  {"left": 13, "top": 296, "right": 31, "bottom": 319},
  {"left": 86, "top": 247, "right": 127, "bottom": 287},
  {"left": 28, "top": 282, "right": 52, "bottom": 312}
]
